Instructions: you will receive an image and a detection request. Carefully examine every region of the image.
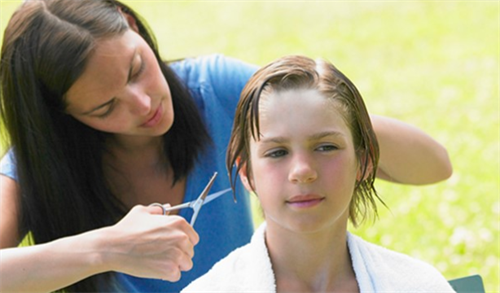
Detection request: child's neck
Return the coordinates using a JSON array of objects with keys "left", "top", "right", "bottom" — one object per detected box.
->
[{"left": 265, "top": 222, "right": 359, "bottom": 293}]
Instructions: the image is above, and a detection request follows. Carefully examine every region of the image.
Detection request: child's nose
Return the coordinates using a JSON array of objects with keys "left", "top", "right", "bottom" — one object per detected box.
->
[{"left": 288, "top": 154, "right": 318, "bottom": 184}]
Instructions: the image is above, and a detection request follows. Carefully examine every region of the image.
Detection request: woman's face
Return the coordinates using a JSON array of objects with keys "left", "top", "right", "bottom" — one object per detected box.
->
[
  {"left": 65, "top": 29, "right": 174, "bottom": 139},
  {"left": 241, "top": 88, "right": 359, "bottom": 235}
]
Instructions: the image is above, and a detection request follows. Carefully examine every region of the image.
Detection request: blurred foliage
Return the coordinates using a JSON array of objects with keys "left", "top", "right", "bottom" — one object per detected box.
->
[{"left": 1, "top": 0, "right": 498, "bottom": 291}]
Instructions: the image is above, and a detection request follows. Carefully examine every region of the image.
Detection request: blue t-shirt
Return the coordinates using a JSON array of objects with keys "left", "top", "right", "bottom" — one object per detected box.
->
[{"left": 0, "top": 54, "right": 258, "bottom": 292}]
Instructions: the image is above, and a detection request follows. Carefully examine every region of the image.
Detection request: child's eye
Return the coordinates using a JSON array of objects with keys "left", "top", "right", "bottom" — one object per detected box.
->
[
  {"left": 265, "top": 149, "right": 288, "bottom": 158},
  {"left": 316, "top": 144, "right": 338, "bottom": 152}
]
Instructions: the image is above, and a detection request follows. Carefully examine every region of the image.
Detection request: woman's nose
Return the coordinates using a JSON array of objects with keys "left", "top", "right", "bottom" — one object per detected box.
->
[
  {"left": 127, "top": 87, "right": 151, "bottom": 115},
  {"left": 288, "top": 154, "right": 318, "bottom": 184}
]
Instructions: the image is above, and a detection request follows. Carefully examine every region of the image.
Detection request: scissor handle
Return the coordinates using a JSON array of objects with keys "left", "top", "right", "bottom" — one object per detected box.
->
[
  {"left": 162, "top": 202, "right": 191, "bottom": 212},
  {"left": 149, "top": 172, "right": 218, "bottom": 225}
]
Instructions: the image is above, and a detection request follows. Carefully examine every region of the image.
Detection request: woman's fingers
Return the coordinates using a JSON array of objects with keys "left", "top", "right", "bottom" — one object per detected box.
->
[
  {"left": 159, "top": 246, "right": 194, "bottom": 282},
  {"left": 146, "top": 203, "right": 171, "bottom": 215},
  {"left": 105, "top": 205, "right": 200, "bottom": 280}
]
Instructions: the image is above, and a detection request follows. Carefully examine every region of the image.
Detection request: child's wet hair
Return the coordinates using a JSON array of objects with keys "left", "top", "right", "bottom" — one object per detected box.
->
[{"left": 227, "top": 55, "right": 384, "bottom": 226}]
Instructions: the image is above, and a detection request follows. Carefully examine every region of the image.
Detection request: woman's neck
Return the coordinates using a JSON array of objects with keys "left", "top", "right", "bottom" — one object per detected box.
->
[
  {"left": 107, "top": 134, "right": 163, "bottom": 154},
  {"left": 103, "top": 134, "right": 187, "bottom": 208},
  {"left": 105, "top": 135, "right": 166, "bottom": 169},
  {"left": 265, "top": 222, "right": 359, "bottom": 293}
]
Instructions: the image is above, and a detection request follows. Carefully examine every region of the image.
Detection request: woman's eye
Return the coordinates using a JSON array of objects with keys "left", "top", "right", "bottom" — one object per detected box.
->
[
  {"left": 96, "top": 103, "right": 116, "bottom": 119},
  {"left": 131, "top": 59, "right": 145, "bottom": 82},
  {"left": 317, "top": 144, "right": 338, "bottom": 152},
  {"left": 265, "top": 149, "right": 288, "bottom": 158}
]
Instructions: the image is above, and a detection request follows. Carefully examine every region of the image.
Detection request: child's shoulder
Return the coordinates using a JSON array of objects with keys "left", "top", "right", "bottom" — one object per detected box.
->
[
  {"left": 348, "top": 232, "right": 455, "bottom": 291},
  {"left": 182, "top": 224, "right": 276, "bottom": 292},
  {"left": 181, "top": 244, "right": 249, "bottom": 292}
]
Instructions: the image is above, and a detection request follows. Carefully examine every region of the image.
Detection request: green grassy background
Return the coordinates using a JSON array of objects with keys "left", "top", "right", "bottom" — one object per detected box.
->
[{"left": 1, "top": 0, "right": 499, "bottom": 291}]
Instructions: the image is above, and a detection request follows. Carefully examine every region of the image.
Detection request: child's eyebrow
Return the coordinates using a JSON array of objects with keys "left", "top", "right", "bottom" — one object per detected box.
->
[
  {"left": 259, "top": 137, "right": 284, "bottom": 144},
  {"left": 258, "top": 131, "right": 346, "bottom": 144},
  {"left": 309, "top": 131, "right": 345, "bottom": 140}
]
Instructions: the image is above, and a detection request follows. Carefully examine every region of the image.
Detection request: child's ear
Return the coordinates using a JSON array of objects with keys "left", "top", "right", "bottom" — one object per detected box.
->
[
  {"left": 236, "top": 157, "right": 253, "bottom": 192},
  {"left": 356, "top": 153, "right": 374, "bottom": 182},
  {"left": 119, "top": 8, "right": 139, "bottom": 32}
]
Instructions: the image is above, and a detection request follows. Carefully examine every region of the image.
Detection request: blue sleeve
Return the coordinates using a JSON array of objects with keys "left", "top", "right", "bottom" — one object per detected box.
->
[
  {"left": 170, "top": 54, "right": 258, "bottom": 116},
  {"left": 170, "top": 54, "right": 258, "bottom": 156},
  {"left": 204, "top": 54, "right": 258, "bottom": 107},
  {"left": 0, "top": 149, "right": 17, "bottom": 180}
]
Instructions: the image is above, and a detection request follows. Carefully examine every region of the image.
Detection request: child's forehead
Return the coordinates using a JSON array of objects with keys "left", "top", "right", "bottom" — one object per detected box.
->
[
  {"left": 258, "top": 88, "right": 347, "bottom": 122},
  {"left": 260, "top": 87, "right": 343, "bottom": 111},
  {"left": 253, "top": 97, "right": 352, "bottom": 147}
]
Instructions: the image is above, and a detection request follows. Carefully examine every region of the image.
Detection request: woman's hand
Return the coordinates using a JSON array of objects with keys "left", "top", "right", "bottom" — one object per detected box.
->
[
  {"left": 98, "top": 205, "right": 199, "bottom": 282},
  {"left": 0, "top": 201, "right": 199, "bottom": 293}
]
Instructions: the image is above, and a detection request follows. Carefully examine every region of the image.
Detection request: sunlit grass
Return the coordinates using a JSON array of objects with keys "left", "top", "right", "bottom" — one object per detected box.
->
[{"left": 1, "top": 0, "right": 498, "bottom": 291}]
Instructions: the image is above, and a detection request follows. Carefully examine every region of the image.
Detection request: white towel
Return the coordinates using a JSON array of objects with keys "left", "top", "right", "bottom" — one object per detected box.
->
[
  {"left": 182, "top": 223, "right": 455, "bottom": 292},
  {"left": 348, "top": 233, "right": 455, "bottom": 292}
]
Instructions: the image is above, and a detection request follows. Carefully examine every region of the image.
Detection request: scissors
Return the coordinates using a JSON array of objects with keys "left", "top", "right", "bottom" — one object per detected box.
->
[{"left": 149, "top": 172, "right": 230, "bottom": 226}]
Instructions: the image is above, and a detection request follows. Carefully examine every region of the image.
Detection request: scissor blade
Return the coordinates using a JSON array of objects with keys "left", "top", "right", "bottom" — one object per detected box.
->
[
  {"left": 189, "top": 188, "right": 232, "bottom": 226},
  {"left": 189, "top": 172, "right": 218, "bottom": 226},
  {"left": 202, "top": 188, "right": 232, "bottom": 205},
  {"left": 160, "top": 173, "right": 227, "bottom": 222},
  {"left": 196, "top": 172, "right": 218, "bottom": 202}
]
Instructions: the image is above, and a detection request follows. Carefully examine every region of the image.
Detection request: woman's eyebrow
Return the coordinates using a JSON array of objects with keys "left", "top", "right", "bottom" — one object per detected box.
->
[{"left": 81, "top": 49, "right": 137, "bottom": 115}]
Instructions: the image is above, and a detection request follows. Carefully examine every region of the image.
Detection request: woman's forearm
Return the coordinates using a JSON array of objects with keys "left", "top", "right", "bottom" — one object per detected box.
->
[
  {"left": 0, "top": 229, "right": 107, "bottom": 293},
  {"left": 371, "top": 114, "right": 452, "bottom": 185},
  {"left": 0, "top": 205, "right": 199, "bottom": 292}
]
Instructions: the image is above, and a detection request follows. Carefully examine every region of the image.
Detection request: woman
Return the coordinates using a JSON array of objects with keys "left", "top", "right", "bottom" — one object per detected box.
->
[{"left": 0, "top": 0, "right": 451, "bottom": 292}]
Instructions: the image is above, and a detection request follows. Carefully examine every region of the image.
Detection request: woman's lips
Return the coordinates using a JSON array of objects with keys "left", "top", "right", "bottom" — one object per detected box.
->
[
  {"left": 286, "top": 195, "right": 324, "bottom": 208},
  {"left": 141, "top": 104, "right": 163, "bottom": 127}
]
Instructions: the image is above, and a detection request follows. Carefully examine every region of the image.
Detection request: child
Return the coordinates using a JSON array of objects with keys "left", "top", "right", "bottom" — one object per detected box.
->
[{"left": 181, "top": 55, "right": 455, "bottom": 292}]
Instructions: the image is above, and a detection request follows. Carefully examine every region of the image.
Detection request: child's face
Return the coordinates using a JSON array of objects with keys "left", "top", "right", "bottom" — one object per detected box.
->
[{"left": 241, "top": 88, "right": 359, "bottom": 234}]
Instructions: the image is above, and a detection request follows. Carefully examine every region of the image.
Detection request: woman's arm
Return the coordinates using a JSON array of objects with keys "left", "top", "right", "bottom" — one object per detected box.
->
[
  {"left": 0, "top": 176, "right": 199, "bottom": 293},
  {"left": 0, "top": 228, "right": 107, "bottom": 293},
  {"left": 371, "top": 115, "right": 452, "bottom": 185}
]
